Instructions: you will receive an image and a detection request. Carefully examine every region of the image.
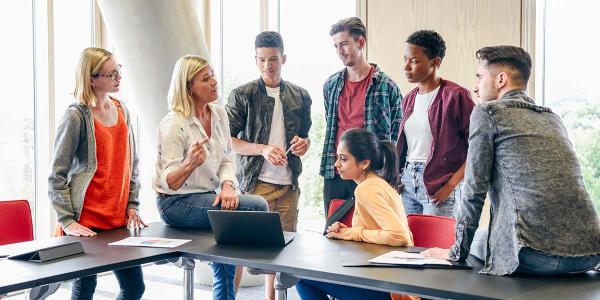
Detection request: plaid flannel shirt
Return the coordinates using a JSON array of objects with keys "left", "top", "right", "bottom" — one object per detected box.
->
[{"left": 320, "top": 64, "right": 402, "bottom": 178}]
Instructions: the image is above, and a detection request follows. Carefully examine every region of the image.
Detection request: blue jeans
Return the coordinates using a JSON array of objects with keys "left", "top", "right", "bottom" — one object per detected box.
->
[
  {"left": 401, "top": 161, "right": 459, "bottom": 217},
  {"left": 157, "top": 191, "right": 267, "bottom": 300},
  {"left": 471, "top": 228, "right": 600, "bottom": 275},
  {"left": 71, "top": 266, "right": 144, "bottom": 300},
  {"left": 296, "top": 279, "right": 391, "bottom": 300},
  {"left": 515, "top": 247, "right": 600, "bottom": 275}
]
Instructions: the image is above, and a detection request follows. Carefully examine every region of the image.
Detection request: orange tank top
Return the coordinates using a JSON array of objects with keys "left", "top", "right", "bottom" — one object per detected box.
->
[{"left": 78, "top": 99, "right": 131, "bottom": 230}]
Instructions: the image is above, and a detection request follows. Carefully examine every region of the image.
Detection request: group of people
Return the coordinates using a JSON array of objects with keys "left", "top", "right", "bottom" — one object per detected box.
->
[{"left": 47, "top": 16, "right": 599, "bottom": 300}]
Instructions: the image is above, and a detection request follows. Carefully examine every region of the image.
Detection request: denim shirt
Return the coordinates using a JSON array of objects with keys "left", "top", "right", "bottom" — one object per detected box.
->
[
  {"left": 320, "top": 64, "right": 402, "bottom": 179},
  {"left": 450, "top": 90, "right": 600, "bottom": 275}
]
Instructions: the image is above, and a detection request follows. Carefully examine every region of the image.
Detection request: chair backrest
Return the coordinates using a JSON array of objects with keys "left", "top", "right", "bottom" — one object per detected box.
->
[
  {"left": 407, "top": 214, "right": 456, "bottom": 248},
  {"left": 327, "top": 199, "right": 354, "bottom": 227},
  {"left": 0, "top": 200, "right": 34, "bottom": 246}
]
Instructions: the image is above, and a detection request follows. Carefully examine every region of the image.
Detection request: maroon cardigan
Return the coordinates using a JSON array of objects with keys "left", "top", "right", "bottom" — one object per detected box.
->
[{"left": 396, "top": 79, "right": 475, "bottom": 196}]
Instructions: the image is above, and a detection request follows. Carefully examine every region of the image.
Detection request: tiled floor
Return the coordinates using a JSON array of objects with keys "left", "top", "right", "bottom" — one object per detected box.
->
[{"left": 6, "top": 262, "right": 300, "bottom": 300}]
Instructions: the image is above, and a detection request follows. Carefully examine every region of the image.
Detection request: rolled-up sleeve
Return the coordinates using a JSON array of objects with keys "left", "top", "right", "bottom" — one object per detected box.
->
[
  {"left": 217, "top": 111, "right": 237, "bottom": 186},
  {"left": 156, "top": 117, "right": 187, "bottom": 193}
]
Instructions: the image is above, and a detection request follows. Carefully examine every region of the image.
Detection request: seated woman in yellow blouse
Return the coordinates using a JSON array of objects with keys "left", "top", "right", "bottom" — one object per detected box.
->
[{"left": 296, "top": 128, "right": 414, "bottom": 300}]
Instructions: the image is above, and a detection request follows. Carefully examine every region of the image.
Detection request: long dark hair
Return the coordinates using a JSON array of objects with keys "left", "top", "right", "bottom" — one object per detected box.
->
[{"left": 340, "top": 128, "right": 401, "bottom": 190}]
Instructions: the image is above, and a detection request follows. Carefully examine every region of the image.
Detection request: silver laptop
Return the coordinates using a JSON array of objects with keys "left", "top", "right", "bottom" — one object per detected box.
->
[{"left": 207, "top": 210, "right": 296, "bottom": 247}]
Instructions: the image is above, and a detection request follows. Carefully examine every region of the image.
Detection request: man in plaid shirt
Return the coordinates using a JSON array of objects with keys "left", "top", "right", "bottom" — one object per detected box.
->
[{"left": 320, "top": 17, "right": 402, "bottom": 217}]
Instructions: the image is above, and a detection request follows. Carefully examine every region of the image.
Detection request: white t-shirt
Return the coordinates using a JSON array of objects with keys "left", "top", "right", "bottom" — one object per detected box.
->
[
  {"left": 258, "top": 85, "right": 292, "bottom": 185},
  {"left": 404, "top": 85, "right": 440, "bottom": 162}
]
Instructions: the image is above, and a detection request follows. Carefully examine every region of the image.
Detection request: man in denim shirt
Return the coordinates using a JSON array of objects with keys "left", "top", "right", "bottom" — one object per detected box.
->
[{"left": 424, "top": 46, "right": 600, "bottom": 275}]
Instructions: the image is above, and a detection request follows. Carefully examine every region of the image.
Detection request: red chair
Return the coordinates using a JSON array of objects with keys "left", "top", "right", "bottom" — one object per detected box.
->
[
  {"left": 0, "top": 200, "right": 62, "bottom": 299},
  {"left": 0, "top": 200, "right": 34, "bottom": 246},
  {"left": 327, "top": 198, "right": 354, "bottom": 227},
  {"left": 407, "top": 214, "right": 456, "bottom": 248}
]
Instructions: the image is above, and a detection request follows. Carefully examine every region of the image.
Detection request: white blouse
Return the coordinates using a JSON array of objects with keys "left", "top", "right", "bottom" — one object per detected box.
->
[{"left": 153, "top": 103, "right": 236, "bottom": 195}]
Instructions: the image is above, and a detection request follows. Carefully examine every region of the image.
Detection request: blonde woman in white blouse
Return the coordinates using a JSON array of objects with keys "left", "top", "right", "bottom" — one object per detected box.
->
[{"left": 153, "top": 55, "right": 267, "bottom": 300}]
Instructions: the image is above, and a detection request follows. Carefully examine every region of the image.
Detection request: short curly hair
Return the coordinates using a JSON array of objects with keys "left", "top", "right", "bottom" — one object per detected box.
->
[
  {"left": 255, "top": 31, "right": 284, "bottom": 54},
  {"left": 406, "top": 30, "right": 446, "bottom": 61},
  {"left": 476, "top": 46, "right": 532, "bottom": 85}
]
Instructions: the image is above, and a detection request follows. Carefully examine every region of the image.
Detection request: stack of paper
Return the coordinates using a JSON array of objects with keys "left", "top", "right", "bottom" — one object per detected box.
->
[
  {"left": 109, "top": 237, "right": 191, "bottom": 248},
  {"left": 369, "top": 250, "right": 452, "bottom": 266}
]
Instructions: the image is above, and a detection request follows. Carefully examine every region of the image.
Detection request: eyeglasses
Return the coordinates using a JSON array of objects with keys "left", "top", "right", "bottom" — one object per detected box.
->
[{"left": 93, "top": 64, "right": 122, "bottom": 81}]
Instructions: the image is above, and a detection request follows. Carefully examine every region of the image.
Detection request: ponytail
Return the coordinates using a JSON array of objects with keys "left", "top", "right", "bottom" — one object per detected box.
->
[
  {"left": 340, "top": 128, "right": 402, "bottom": 191},
  {"left": 378, "top": 141, "right": 401, "bottom": 191}
]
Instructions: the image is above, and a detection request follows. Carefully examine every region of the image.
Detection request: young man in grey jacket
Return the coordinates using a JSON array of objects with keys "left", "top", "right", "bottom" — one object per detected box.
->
[
  {"left": 423, "top": 46, "right": 600, "bottom": 275},
  {"left": 226, "top": 31, "right": 312, "bottom": 299}
]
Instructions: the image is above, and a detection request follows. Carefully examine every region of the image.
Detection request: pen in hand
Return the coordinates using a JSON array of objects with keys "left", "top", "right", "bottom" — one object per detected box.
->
[{"left": 284, "top": 143, "right": 294, "bottom": 155}]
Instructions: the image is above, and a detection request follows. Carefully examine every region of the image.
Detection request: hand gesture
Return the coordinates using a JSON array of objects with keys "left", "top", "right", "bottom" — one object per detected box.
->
[
  {"left": 213, "top": 181, "right": 239, "bottom": 211},
  {"left": 126, "top": 208, "right": 147, "bottom": 229},
  {"left": 325, "top": 221, "right": 348, "bottom": 239},
  {"left": 184, "top": 139, "right": 209, "bottom": 168},
  {"left": 289, "top": 136, "right": 309, "bottom": 156},
  {"left": 63, "top": 222, "right": 97, "bottom": 237},
  {"left": 261, "top": 145, "right": 287, "bottom": 166}
]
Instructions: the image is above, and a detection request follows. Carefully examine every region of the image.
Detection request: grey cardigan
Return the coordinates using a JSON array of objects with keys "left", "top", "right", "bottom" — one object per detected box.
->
[
  {"left": 450, "top": 90, "right": 600, "bottom": 275},
  {"left": 48, "top": 100, "right": 140, "bottom": 228}
]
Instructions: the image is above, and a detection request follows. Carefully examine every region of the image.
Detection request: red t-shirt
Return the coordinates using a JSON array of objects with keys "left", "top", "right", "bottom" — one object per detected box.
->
[
  {"left": 78, "top": 100, "right": 131, "bottom": 230},
  {"left": 335, "top": 66, "right": 374, "bottom": 147}
]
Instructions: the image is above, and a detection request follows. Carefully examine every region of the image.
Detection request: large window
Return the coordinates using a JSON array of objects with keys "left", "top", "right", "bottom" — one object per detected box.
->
[
  {"left": 220, "top": 0, "right": 261, "bottom": 99},
  {"left": 53, "top": 0, "right": 94, "bottom": 119},
  {"left": 539, "top": 0, "right": 600, "bottom": 212},
  {"left": 0, "top": 2, "right": 35, "bottom": 215},
  {"left": 280, "top": 0, "right": 356, "bottom": 231},
  {"left": 0, "top": 1, "right": 95, "bottom": 237},
  {"left": 211, "top": 0, "right": 357, "bottom": 231}
]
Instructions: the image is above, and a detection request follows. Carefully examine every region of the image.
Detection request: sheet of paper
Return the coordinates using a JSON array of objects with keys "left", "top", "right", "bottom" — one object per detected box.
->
[
  {"left": 369, "top": 250, "right": 452, "bottom": 266},
  {"left": 109, "top": 237, "right": 191, "bottom": 248}
]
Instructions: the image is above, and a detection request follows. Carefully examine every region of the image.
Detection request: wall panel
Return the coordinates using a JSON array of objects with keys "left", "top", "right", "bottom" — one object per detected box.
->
[{"left": 367, "top": 0, "right": 522, "bottom": 95}]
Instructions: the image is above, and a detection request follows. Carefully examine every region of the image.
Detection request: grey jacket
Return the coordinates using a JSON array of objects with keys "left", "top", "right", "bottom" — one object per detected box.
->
[
  {"left": 48, "top": 100, "right": 140, "bottom": 228},
  {"left": 226, "top": 78, "right": 312, "bottom": 192},
  {"left": 450, "top": 90, "right": 600, "bottom": 275}
]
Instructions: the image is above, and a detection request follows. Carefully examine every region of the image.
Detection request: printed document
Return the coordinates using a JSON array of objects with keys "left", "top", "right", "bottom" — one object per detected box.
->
[
  {"left": 109, "top": 237, "right": 191, "bottom": 248},
  {"left": 369, "top": 250, "right": 452, "bottom": 266}
]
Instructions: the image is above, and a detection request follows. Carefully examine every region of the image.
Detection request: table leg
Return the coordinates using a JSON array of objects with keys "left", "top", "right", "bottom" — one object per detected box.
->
[
  {"left": 172, "top": 257, "right": 196, "bottom": 300},
  {"left": 28, "top": 283, "right": 60, "bottom": 300},
  {"left": 182, "top": 258, "right": 195, "bottom": 300},
  {"left": 274, "top": 272, "right": 299, "bottom": 300}
]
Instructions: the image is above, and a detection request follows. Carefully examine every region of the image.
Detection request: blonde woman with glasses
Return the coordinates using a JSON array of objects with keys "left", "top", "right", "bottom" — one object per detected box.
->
[
  {"left": 49, "top": 47, "right": 146, "bottom": 300},
  {"left": 153, "top": 55, "right": 268, "bottom": 300}
]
